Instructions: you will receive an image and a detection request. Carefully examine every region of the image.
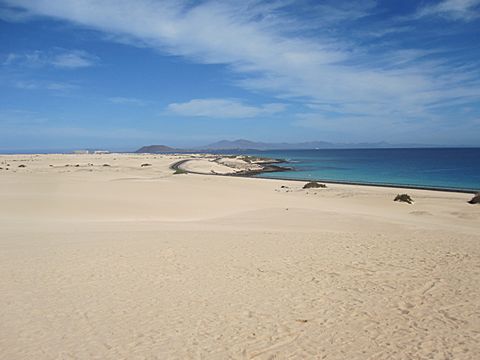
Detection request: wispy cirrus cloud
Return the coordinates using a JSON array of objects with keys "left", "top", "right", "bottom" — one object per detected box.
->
[
  {"left": 2, "top": 49, "right": 98, "bottom": 69},
  {"left": 415, "top": 0, "right": 480, "bottom": 21},
  {"left": 13, "top": 79, "right": 78, "bottom": 92},
  {"left": 167, "top": 99, "right": 286, "bottom": 118},
  {"left": 108, "top": 97, "right": 148, "bottom": 106},
  {"left": 1, "top": 0, "right": 479, "bottom": 132},
  {"left": 51, "top": 50, "right": 98, "bottom": 68}
]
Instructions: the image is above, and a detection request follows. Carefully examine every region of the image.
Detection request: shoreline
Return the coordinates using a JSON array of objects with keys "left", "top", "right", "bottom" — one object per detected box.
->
[
  {"left": 170, "top": 158, "right": 478, "bottom": 194},
  {"left": 2, "top": 152, "right": 477, "bottom": 194},
  {"left": 169, "top": 156, "right": 291, "bottom": 176}
]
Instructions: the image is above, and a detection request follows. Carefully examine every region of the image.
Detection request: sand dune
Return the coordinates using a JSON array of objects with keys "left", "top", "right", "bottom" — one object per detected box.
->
[{"left": 0, "top": 153, "right": 479, "bottom": 359}]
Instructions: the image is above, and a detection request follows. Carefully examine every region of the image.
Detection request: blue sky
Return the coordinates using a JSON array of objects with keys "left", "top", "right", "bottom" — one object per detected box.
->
[{"left": 1, "top": 0, "right": 479, "bottom": 150}]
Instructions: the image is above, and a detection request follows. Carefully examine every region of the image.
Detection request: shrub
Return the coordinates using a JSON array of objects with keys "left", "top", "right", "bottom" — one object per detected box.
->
[
  {"left": 468, "top": 193, "right": 480, "bottom": 204},
  {"left": 394, "top": 194, "right": 413, "bottom": 204},
  {"left": 303, "top": 181, "right": 327, "bottom": 189}
]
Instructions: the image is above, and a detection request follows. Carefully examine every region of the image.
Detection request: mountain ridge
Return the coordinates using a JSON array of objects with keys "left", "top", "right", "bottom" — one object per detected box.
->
[
  {"left": 135, "top": 139, "right": 446, "bottom": 153},
  {"left": 199, "top": 139, "right": 433, "bottom": 150}
]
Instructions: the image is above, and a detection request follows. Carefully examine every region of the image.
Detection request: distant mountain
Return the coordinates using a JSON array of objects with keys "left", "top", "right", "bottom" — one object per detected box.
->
[
  {"left": 136, "top": 145, "right": 175, "bottom": 153},
  {"left": 201, "top": 139, "right": 411, "bottom": 150},
  {"left": 135, "top": 139, "right": 443, "bottom": 153},
  {"left": 203, "top": 139, "right": 280, "bottom": 150}
]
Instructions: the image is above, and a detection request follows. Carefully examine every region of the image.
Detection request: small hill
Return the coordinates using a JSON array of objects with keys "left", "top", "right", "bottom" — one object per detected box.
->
[{"left": 135, "top": 145, "right": 175, "bottom": 153}]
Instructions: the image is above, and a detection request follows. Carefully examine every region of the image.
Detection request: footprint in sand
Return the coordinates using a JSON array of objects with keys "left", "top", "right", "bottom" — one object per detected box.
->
[
  {"left": 409, "top": 211, "right": 432, "bottom": 216},
  {"left": 397, "top": 301, "right": 414, "bottom": 315}
]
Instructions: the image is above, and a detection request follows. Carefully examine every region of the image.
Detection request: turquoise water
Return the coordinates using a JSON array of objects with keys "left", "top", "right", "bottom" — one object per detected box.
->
[{"left": 225, "top": 148, "right": 480, "bottom": 192}]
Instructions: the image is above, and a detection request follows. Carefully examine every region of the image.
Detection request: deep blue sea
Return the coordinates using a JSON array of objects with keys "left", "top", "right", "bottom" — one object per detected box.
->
[{"left": 221, "top": 148, "right": 480, "bottom": 192}]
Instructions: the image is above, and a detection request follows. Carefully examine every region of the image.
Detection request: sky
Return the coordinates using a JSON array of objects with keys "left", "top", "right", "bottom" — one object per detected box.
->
[{"left": 1, "top": 0, "right": 479, "bottom": 151}]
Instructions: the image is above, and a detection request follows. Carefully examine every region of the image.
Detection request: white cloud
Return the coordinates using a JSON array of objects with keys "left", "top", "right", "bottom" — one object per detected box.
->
[
  {"left": 416, "top": 0, "right": 480, "bottom": 21},
  {"left": 13, "top": 80, "right": 38, "bottom": 90},
  {"left": 1, "top": 0, "right": 479, "bottom": 126},
  {"left": 13, "top": 80, "right": 77, "bottom": 92},
  {"left": 167, "top": 99, "right": 286, "bottom": 118},
  {"left": 45, "top": 82, "right": 77, "bottom": 91},
  {"left": 2, "top": 49, "right": 98, "bottom": 68},
  {"left": 51, "top": 50, "right": 98, "bottom": 68},
  {"left": 109, "top": 97, "right": 147, "bottom": 106}
]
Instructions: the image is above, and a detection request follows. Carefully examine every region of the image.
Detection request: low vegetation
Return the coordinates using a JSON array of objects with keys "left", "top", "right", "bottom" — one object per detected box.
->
[
  {"left": 468, "top": 193, "right": 480, "bottom": 204},
  {"left": 303, "top": 181, "right": 327, "bottom": 189},
  {"left": 394, "top": 194, "right": 414, "bottom": 204}
]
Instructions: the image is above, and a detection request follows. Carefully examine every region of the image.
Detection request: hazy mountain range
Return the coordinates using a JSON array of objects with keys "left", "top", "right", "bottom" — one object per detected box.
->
[{"left": 136, "top": 139, "right": 441, "bottom": 153}]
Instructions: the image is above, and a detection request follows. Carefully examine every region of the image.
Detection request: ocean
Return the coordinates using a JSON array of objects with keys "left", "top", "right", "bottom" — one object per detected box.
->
[{"left": 223, "top": 148, "right": 480, "bottom": 192}]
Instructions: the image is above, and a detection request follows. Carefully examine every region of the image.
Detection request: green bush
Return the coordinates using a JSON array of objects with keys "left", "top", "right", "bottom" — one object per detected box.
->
[
  {"left": 394, "top": 194, "right": 413, "bottom": 204},
  {"left": 303, "top": 181, "right": 327, "bottom": 189}
]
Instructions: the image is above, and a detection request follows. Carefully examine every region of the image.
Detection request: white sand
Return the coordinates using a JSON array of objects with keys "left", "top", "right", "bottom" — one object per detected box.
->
[
  {"left": 0, "top": 153, "right": 479, "bottom": 359},
  {"left": 178, "top": 156, "right": 264, "bottom": 175}
]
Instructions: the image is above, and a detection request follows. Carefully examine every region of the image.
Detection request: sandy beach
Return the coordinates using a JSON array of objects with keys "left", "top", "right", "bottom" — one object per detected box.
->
[{"left": 0, "top": 153, "right": 479, "bottom": 359}]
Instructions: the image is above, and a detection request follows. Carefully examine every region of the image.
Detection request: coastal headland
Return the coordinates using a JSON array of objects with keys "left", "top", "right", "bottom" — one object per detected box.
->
[
  {"left": 0, "top": 153, "right": 479, "bottom": 359},
  {"left": 170, "top": 154, "right": 290, "bottom": 176}
]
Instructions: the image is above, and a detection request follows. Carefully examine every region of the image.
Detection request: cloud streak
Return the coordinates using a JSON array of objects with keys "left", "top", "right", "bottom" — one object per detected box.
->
[
  {"left": 1, "top": 0, "right": 479, "bottom": 129},
  {"left": 2, "top": 49, "right": 98, "bottom": 69},
  {"left": 415, "top": 0, "right": 480, "bottom": 21},
  {"left": 13, "top": 79, "right": 77, "bottom": 92},
  {"left": 168, "top": 99, "right": 286, "bottom": 118},
  {"left": 109, "top": 97, "right": 147, "bottom": 106}
]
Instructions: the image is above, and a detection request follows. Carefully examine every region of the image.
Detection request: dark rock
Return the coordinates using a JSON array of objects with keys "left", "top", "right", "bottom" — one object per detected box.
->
[
  {"left": 303, "top": 181, "right": 327, "bottom": 189},
  {"left": 141, "top": 163, "right": 152, "bottom": 167},
  {"left": 394, "top": 194, "right": 413, "bottom": 204},
  {"left": 18, "top": 164, "right": 26, "bottom": 168},
  {"left": 468, "top": 193, "right": 480, "bottom": 204},
  {"left": 102, "top": 164, "right": 111, "bottom": 167},
  {"left": 261, "top": 164, "right": 291, "bottom": 173}
]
